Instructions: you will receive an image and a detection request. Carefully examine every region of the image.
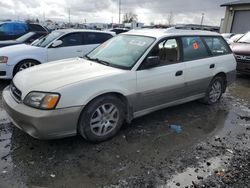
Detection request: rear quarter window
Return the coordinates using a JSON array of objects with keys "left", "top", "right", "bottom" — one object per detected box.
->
[
  {"left": 202, "top": 36, "right": 231, "bottom": 56},
  {"left": 181, "top": 36, "right": 209, "bottom": 61}
]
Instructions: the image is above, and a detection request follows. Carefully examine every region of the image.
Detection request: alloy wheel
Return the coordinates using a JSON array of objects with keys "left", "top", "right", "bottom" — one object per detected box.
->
[
  {"left": 90, "top": 103, "right": 119, "bottom": 136},
  {"left": 209, "top": 80, "right": 222, "bottom": 103}
]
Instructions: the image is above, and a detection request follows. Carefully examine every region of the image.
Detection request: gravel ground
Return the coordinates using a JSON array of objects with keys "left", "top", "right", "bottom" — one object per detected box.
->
[{"left": 0, "top": 75, "right": 249, "bottom": 188}]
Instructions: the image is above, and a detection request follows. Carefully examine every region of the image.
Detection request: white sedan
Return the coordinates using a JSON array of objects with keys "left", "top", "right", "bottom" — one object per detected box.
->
[{"left": 0, "top": 29, "right": 115, "bottom": 79}]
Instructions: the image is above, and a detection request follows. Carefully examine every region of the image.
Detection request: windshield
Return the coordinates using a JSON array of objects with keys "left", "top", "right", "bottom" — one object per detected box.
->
[
  {"left": 32, "top": 31, "right": 62, "bottom": 47},
  {"left": 238, "top": 32, "right": 250, "bottom": 44},
  {"left": 86, "top": 35, "right": 155, "bottom": 69},
  {"left": 16, "top": 32, "right": 34, "bottom": 42}
]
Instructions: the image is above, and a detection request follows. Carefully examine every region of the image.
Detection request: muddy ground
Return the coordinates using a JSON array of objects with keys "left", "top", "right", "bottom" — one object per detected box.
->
[{"left": 0, "top": 75, "right": 249, "bottom": 188}]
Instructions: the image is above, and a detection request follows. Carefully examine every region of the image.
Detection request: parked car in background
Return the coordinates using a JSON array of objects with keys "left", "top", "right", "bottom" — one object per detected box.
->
[
  {"left": 0, "top": 21, "right": 48, "bottom": 41},
  {"left": 221, "top": 33, "right": 235, "bottom": 40},
  {"left": 109, "top": 28, "right": 129, "bottom": 34},
  {"left": 2, "top": 29, "right": 236, "bottom": 142},
  {"left": 227, "top": 34, "right": 244, "bottom": 45},
  {"left": 0, "top": 29, "right": 115, "bottom": 79},
  {"left": 230, "top": 31, "right": 250, "bottom": 75},
  {"left": 0, "top": 31, "right": 48, "bottom": 48}
]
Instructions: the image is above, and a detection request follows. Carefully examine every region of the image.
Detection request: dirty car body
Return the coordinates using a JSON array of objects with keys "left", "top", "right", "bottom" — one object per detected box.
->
[{"left": 2, "top": 28, "right": 237, "bottom": 141}]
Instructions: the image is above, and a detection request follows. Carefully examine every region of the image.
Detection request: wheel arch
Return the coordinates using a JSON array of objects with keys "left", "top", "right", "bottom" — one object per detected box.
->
[
  {"left": 13, "top": 59, "right": 41, "bottom": 76},
  {"left": 78, "top": 92, "right": 133, "bottom": 130},
  {"left": 214, "top": 72, "right": 227, "bottom": 93}
]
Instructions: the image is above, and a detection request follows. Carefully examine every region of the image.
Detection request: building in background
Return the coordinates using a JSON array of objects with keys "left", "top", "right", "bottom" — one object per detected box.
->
[{"left": 221, "top": 0, "right": 250, "bottom": 34}]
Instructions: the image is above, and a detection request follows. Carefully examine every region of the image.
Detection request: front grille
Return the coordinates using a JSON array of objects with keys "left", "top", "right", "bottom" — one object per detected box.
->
[
  {"left": 10, "top": 82, "right": 22, "bottom": 102},
  {"left": 235, "top": 54, "right": 250, "bottom": 63}
]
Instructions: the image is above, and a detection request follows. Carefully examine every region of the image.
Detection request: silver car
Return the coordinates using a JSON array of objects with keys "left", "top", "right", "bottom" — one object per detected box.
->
[{"left": 3, "top": 28, "right": 236, "bottom": 142}]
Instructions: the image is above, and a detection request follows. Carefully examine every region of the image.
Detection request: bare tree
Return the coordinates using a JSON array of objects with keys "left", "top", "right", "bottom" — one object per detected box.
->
[
  {"left": 167, "top": 11, "right": 174, "bottom": 26},
  {"left": 123, "top": 12, "right": 138, "bottom": 23}
]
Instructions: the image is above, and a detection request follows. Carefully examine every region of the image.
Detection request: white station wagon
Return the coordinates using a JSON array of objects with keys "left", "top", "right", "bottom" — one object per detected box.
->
[
  {"left": 3, "top": 28, "right": 236, "bottom": 142},
  {"left": 0, "top": 29, "right": 115, "bottom": 79}
]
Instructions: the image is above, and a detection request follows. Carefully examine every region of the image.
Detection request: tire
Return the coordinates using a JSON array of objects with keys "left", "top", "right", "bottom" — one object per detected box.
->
[
  {"left": 14, "top": 60, "right": 39, "bottom": 76},
  {"left": 202, "top": 76, "right": 225, "bottom": 105},
  {"left": 78, "top": 95, "right": 125, "bottom": 143}
]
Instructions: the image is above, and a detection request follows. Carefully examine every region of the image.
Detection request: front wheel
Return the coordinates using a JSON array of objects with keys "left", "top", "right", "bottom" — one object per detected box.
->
[
  {"left": 202, "top": 76, "right": 225, "bottom": 105},
  {"left": 14, "top": 60, "right": 39, "bottom": 75},
  {"left": 78, "top": 95, "right": 125, "bottom": 142}
]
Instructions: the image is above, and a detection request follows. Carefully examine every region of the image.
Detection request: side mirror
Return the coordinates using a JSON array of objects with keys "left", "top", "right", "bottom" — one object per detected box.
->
[
  {"left": 145, "top": 56, "right": 160, "bottom": 68},
  {"left": 51, "top": 40, "right": 63, "bottom": 48}
]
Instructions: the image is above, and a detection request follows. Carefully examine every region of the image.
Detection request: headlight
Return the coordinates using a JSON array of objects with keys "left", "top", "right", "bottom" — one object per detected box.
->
[
  {"left": 24, "top": 92, "right": 60, "bottom": 110},
  {"left": 0, "top": 56, "right": 8, "bottom": 63}
]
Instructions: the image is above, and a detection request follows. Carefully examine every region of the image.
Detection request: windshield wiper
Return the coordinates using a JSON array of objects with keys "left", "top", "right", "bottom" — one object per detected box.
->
[{"left": 84, "top": 55, "right": 110, "bottom": 66}]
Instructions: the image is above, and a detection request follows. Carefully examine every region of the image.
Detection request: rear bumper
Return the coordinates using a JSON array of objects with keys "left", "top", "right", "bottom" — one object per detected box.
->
[
  {"left": 2, "top": 86, "right": 83, "bottom": 139},
  {"left": 237, "top": 62, "right": 250, "bottom": 75}
]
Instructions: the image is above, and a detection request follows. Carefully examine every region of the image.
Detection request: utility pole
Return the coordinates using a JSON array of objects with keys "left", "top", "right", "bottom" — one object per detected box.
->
[
  {"left": 200, "top": 13, "right": 204, "bottom": 29},
  {"left": 68, "top": 8, "right": 71, "bottom": 28},
  {"left": 118, "top": 0, "right": 121, "bottom": 24},
  {"left": 43, "top": 12, "right": 45, "bottom": 22}
]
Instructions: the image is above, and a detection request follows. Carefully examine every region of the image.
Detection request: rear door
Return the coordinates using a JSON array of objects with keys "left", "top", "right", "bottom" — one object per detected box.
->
[
  {"left": 181, "top": 36, "right": 212, "bottom": 97},
  {"left": 47, "top": 32, "right": 84, "bottom": 61},
  {"left": 135, "top": 37, "right": 187, "bottom": 112},
  {"left": 182, "top": 36, "right": 231, "bottom": 97}
]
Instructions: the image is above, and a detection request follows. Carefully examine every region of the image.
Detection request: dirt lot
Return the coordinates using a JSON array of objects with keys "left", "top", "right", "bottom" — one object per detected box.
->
[{"left": 0, "top": 75, "right": 249, "bottom": 188}]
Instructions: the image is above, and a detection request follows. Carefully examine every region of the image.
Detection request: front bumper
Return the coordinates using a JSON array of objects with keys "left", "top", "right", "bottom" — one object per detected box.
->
[
  {"left": 2, "top": 86, "right": 83, "bottom": 139},
  {"left": 237, "top": 62, "right": 250, "bottom": 75},
  {"left": 0, "top": 64, "right": 14, "bottom": 79}
]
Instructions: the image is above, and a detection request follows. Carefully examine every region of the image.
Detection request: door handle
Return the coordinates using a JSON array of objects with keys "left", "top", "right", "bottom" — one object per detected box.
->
[
  {"left": 210, "top": 64, "right": 215, "bottom": 69},
  {"left": 175, "top": 70, "right": 183, "bottom": 77},
  {"left": 76, "top": 50, "right": 82, "bottom": 52}
]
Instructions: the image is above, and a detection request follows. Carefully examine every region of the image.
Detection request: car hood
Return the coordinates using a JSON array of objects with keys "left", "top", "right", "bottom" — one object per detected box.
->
[
  {"left": 13, "top": 58, "right": 126, "bottom": 97},
  {"left": 0, "top": 44, "right": 42, "bottom": 56},
  {"left": 0, "top": 40, "right": 20, "bottom": 47},
  {"left": 230, "top": 43, "right": 250, "bottom": 55}
]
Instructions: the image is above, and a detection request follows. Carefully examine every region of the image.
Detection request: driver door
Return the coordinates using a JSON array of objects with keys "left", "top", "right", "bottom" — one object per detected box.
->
[
  {"left": 47, "top": 32, "right": 84, "bottom": 62},
  {"left": 135, "top": 38, "right": 187, "bottom": 112}
]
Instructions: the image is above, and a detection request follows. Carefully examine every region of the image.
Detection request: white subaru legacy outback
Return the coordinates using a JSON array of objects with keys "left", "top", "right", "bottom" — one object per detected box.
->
[{"left": 3, "top": 28, "right": 236, "bottom": 142}]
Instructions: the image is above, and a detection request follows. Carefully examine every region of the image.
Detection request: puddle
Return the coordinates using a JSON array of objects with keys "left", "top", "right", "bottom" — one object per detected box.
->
[
  {"left": 160, "top": 155, "right": 232, "bottom": 188},
  {"left": 0, "top": 110, "right": 11, "bottom": 125}
]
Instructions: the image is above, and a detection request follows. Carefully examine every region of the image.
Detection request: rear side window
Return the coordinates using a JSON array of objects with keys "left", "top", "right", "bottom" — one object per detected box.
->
[
  {"left": 181, "top": 36, "right": 209, "bottom": 61},
  {"left": 84, "top": 33, "right": 112, "bottom": 45},
  {"left": 203, "top": 37, "right": 230, "bottom": 56}
]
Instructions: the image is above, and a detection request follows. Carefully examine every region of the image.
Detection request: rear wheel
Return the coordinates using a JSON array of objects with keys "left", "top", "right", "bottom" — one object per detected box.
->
[
  {"left": 14, "top": 60, "right": 39, "bottom": 75},
  {"left": 202, "top": 76, "right": 225, "bottom": 105},
  {"left": 78, "top": 95, "right": 125, "bottom": 142}
]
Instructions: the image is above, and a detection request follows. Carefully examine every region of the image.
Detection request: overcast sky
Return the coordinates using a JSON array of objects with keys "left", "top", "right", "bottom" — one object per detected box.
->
[{"left": 0, "top": 0, "right": 232, "bottom": 26}]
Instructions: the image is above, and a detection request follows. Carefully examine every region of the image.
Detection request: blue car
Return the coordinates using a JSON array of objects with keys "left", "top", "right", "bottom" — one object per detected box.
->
[{"left": 0, "top": 21, "right": 48, "bottom": 41}]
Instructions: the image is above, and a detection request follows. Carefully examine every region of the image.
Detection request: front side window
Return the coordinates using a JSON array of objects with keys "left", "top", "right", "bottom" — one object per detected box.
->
[
  {"left": 86, "top": 35, "right": 155, "bottom": 69},
  {"left": 147, "top": 38, "right": 180, "bottom": 66},
  {"left": 203, "top": 37, "right": 230, "bottom": 56},
  {"left": 181, "top": 36, "right": 209, "bottom": 61},
  {"left": 59, "top": 33, "right": 82, "bottom": 47},
  {"left": 32, "top": 31, "right": 62, "bottom": 47}
]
